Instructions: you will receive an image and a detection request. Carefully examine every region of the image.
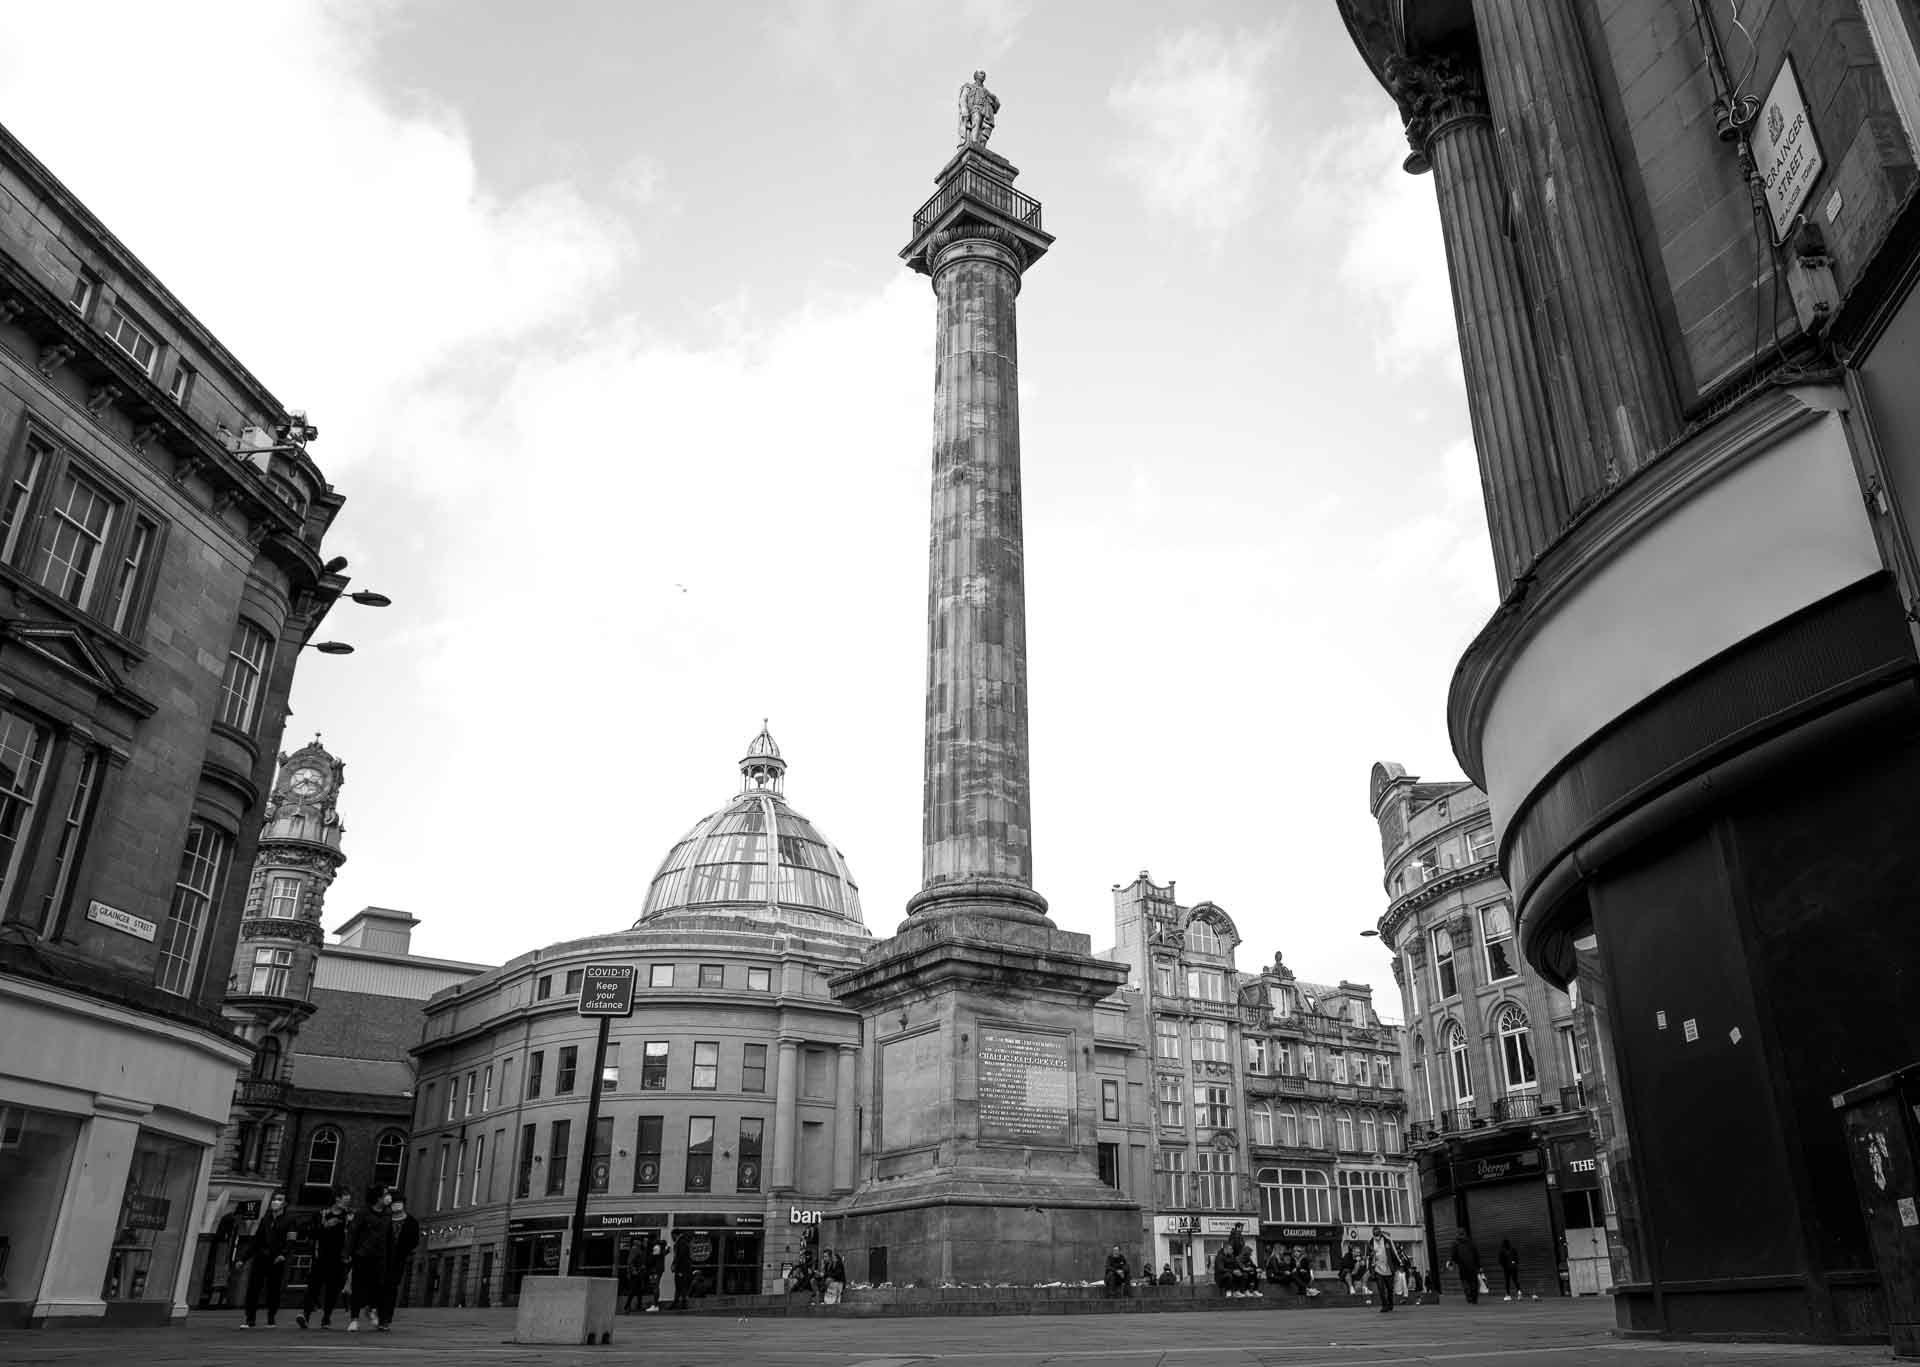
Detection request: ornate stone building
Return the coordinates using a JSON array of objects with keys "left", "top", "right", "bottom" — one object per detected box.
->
[
  {"left": 1336, "top": 0, "right": 1920, "bottom": 1343},
  {"left": 0, "top": 120, "right": 350, "bottom": 1326},
  {"left": 1368, "top": 762, "right": 1603, "bottom": 1299}
]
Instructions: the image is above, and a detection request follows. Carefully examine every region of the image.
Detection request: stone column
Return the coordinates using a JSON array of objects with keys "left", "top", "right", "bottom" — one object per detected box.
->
[
  {"left": 1472, "top": 0, "right": 1680, "bottom": 495},
  {"left": 832, "top": 1044, "right": 858, "bottom": 1193},
  {"left": 771, "top": 1038, "right": 800, "bottom": 1192},
  {"left": 34, "top": 1104, "right": 145, "bottom": 1320},
  {"left": 910, "top": 212, "right": 1049, "bottom": 925},
  {"left": 1387, "top": 50, "right": 1570, "bottom": 587}
]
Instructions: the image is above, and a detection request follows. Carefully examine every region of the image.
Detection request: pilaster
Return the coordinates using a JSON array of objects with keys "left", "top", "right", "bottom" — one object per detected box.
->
[
  {"left": 832, "top": 1043, "right": 858, "bottom": 1193},
  {"left": 771, "top": 1037, "right": 800, "bottom": 1192}
]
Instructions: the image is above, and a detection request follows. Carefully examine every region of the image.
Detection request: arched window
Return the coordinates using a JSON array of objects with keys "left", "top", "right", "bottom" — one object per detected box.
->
[
  {"left": 1261, "top": 1167, "right": 1333, "bottom": 1224},
  {"left": 1303, "top": 1107, "right": 1324, "bottom": 1149},
  {"left": 302, "top": 1126, "right": 341, "bottom": 1194},
  {"left": 1359, "top": 1110, "right": 1378, "bottom": 1153},
  {"left": 1497, "top": 1004, "right": 1537, "bottom": 1090},
  {"left": 1413, "top": 1035, "right": 1432, "bottom": 1121},
  {"left": 1432, "top": 927, "right": 1458, "bottom": 997},
  {"left": 1381, "top": 1113, "right": 1402, "bottom": 1154},
  {"left": 1336, "top": 1109, "right": 1355, "bottom": 1151},
  {"left": 1277, "top": 1106, "right": 1298, "bottom": 1147},
  {"left": 1446, "top": 1021, "right": 1473, "bottom": 1106},
  {"left": 372, "top": 1130, "right": 406, "bottom": 1190},
  {"left": 1250, "top": 1103, "right": 1273, "bottom": 1146},
  {"left": 252, "top": 1036, "right": 282, "bottom": 1080},
  {"left": 1186, "top": 919, "right": 1223, "bottom": 956}
]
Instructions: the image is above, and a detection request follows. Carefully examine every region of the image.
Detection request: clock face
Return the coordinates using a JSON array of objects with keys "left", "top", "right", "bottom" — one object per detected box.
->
[{"left": 288, "top": 767, "right": 325, "bottom": 798}]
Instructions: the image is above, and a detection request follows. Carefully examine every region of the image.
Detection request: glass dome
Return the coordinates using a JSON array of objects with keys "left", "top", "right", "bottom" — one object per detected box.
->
[{"left": 636, "top": 725, "right": 865, "bottom": 929}]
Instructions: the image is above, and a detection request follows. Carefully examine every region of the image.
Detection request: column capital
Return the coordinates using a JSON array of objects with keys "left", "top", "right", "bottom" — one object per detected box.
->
[
  {"left": 1383, "top": 50, "right": 1490, "bottom": 175},
  {"left": 835, "top": 1041, "right": 859, "bottom": 1056}
]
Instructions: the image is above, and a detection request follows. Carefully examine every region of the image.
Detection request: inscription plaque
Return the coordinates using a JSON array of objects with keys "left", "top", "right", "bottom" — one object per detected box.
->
[
  {"left": 881, "top": 1029, "right": 944, "bottom": 1151},
  {"left": 977, "top": 1027, "right": 1073, "bottom": 1145}
]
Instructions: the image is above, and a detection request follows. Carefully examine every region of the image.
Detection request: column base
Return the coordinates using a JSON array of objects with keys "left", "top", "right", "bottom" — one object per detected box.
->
[{"left": 904, "top": 877, "right": 1050, "bottom": 925}]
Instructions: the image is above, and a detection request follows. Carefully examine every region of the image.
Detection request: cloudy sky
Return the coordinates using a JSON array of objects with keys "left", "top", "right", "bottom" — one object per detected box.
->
[{"left": 1, "top": 0, "right": 1494, "bottom": 1001}]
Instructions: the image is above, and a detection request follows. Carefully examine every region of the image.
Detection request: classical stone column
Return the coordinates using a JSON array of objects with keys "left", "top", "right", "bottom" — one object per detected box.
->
[
  {"left": 1389, "top": 50, "right": 1570, "bottom": 587},
  {"left": 771, "top": 1038, "right": 800, "bottom": 1192},
  {"left": 832, "top": 1044, "right": 858, "bottom": 1192},
  {"left": 1471, "top": 0, "right": 1679, "bottom": 496},
  {"left": 905, "top": 145, "right": 1052, "bottom": 925}
]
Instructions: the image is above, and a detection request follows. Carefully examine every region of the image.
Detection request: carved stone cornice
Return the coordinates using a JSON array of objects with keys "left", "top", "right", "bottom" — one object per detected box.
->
[
  {"left": 1382, "top": 50, "right": 1490, "bottom": 175},
  {"left": 239, "top": 915, "right": 324, "bottom": 947}
]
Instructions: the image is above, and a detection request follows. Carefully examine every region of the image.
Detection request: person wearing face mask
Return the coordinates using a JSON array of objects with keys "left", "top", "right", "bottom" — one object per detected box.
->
[
  {"left": 377, "top": 1195, "right": 423, "bottom": 1330},
  {"left": 295, "top": 1186, "right": 353, "bottom": 1329},
  {"left": 240, "top": 1191, "right": 294, "bottom": 1328},
  {"left": 345, "top": 1185, "right": 394, "bottom": 1332}
]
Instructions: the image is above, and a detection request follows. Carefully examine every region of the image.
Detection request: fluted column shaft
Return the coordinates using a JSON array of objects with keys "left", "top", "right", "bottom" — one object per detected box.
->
[
  {"left": 832, "top": 1044, "right": 858, "bottom": 1192},
  {"left": 920, "top": 235, "right": 1035, "bottom": 897},
  {"left": 1472, "top": 0, "right": 1679, "bottom": 495},
  {"left": 771, "top": 1037, "right": 799, "bottom": 1192}
]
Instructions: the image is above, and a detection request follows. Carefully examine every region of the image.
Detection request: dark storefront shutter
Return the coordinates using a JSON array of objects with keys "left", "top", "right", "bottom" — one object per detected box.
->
[
  {"left": 1464, "top": 1179, "right": 1556, "bottom": 1298},
  {"left": 1426, "top": 1195, "right": 1459, "bottom": 1294}
]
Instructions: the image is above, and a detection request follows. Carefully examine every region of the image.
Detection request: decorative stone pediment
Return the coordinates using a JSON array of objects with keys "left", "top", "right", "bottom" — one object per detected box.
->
[{"left": 6, "top": 620, "right": 121, "bottom": 694}]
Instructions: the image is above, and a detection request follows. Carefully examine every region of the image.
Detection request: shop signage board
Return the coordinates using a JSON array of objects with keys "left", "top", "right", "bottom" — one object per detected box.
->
[
  {"left": 1264, "top": 1223, "right": 1340, "bottom": 1242},
  {"left": 577, "top": 964, "right": 637, "bottom": 1017},
  {"left": 508, "top": 1216, "right": 569, "bottom": 1233},
  {"left": 1452, "top": 1147, "right": 1545, "bottom": 1188},
  {"left": 1753, "top": 55, "right": 1824, "bottom": 241},
  {"left": 87, "top": 900, "right": 156, "bottom": 942},
  {"left": 1156, "top": 1215, "right": 1251, "bottom": 1236},
  {"left": 123, "top": 1194, "right": 171, "bottom": 1230}
]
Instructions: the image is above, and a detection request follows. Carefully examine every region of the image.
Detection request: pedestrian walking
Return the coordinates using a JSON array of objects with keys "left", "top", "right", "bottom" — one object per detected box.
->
[
  {"left": 378, "top": 1196, "right": 421, "bottom": 1329},
  {"left": 643, "top": 1238, "right": 666, "bottom": 1312},
  {"left": 1498, "top": 1238, "right": 1521, "bottom": 1300},
  {"left": 1450, "top": 1233, "right": 1483, "bottom": 1305},
  {"left": 295, "top": 1187, "right": 352, "bottom": 1329},
  {"left": 669, "top": 1233, "right": 693, "bottom": 1311},
  {"left": 1368, "top": 1225, "right": 1403, "bottom": 1313},
  {"left": 240, "top": 1192, "right": 294, "bottom": 1328},
  {"left": 620, "top": 1244, "right": 644, "bottom": 1312},
  {"left": 345, "top": 1185, "right": 394, "bottom": 1332}
]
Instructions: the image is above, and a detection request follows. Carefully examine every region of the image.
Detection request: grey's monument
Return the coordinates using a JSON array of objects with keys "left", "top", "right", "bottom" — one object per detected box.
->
[{"left": 829, "top": 79, "right": 1140, "bottom": 1285}]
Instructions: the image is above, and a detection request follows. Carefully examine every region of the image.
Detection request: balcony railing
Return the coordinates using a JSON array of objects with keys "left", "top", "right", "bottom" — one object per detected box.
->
[
  {"left": 234, "top": 1077, "right": 289, "bottom": 1108},
  {"left": 1491, "top": 1093, "right": 1542, "bottom": 1123},
  {"left": 912, "top": 167, "right": 1044, "bottom": 238}
]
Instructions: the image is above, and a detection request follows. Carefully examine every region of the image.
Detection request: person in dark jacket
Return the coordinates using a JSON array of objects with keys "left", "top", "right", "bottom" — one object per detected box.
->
[
  {"left": 346, "top": 1185, "right": 393, "bottom": 1331},
  {"left": 378, "top": 1196, "right": 422, "bottom": 1329},
  {"left": 295, "top": 1187, "right": 353, "bottom": 1328},
  {"left": 1498, "top": 1239, "right": 1521, "bottom": 1300},
  {"left": 669, "top": 1233, "right": 693, "bottom": 1311},
  {"left": 1157, "top": 1264, "right": 1177, "bottom": 1286},
  {"left": 1103, "top": 1245, "right": 1131, "bottom": 1298},
  {"left": 643, "top": 1238, "right": 666, "bottom": 1312},
  {"left": 1368, "top": 1226, "right": 1405, "bottom": 1313},
  {"left": 241, "top": 1192, "right": 294, "bottom": 1327},
  {"left": 1451, "top": 1234, "right": 1483, "bottom": 1305}
]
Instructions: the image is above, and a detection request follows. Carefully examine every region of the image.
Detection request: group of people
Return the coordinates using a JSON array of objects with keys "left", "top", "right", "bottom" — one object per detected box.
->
[
  {"left": 239, "top": 1183, "right": 420, "bottom": 1332},
  {"left": 1446, "top": 1235, "right": 1525, "bottom": 1303},
  {"left": 784, "top": 1245, "right": 849, "bottom": 1305},
  {"left": 618, "top": 1233, "right": 700, "bottom": 1313}
]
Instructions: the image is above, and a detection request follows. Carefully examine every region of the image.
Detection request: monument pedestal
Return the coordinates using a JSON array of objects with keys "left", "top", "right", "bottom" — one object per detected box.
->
[{"left": 829, "top": 905, "right": 1140, "bottom": 1286}]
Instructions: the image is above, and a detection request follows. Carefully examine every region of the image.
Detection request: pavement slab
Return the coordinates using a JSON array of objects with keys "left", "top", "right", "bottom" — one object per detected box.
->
[{"left": 0, "top": 1300, "right": 1895, "bottom": 1367}]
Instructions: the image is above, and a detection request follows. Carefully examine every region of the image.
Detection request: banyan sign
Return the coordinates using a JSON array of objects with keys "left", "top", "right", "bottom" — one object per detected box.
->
[
  {"left": 1753, "top": 56, "right": 1823, "bottom": 242},
  {"left": 577, "top": 964, "right": 637, "bottom": 1017}
]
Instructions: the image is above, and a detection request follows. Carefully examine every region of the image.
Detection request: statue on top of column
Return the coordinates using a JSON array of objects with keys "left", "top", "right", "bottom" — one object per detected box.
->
[{"left": 957, "top": 70, "right": 1000, "bottom": 146}]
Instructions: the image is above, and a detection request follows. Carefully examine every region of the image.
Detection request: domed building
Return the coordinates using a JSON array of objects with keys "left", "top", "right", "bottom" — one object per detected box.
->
[{"left": 408, "top": 727, "right": 871, "bottom": 1307}]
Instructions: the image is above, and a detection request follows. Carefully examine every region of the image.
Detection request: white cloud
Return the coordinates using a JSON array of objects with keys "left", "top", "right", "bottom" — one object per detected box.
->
[{"left": 1108, "top": 26, "right": 1280, "bottom": 243}]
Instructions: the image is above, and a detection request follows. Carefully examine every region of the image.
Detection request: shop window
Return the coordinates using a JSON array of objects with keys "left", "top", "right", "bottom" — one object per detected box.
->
[
  {"left": 685, "top": 1117, "right": 714, "bottom": 1192},
  {"left": 0, "top": 1106, "right": 82, "bottom": 1306},
  {"left": 632, "top": 1116, "right": 663, "bottom": 1192},
  {"left": 1262, "top": 1166, "right": 1332, "bottom": 1224},
  {"left": 101, "top": 1128, "right": 199, "bottom": 1303}
]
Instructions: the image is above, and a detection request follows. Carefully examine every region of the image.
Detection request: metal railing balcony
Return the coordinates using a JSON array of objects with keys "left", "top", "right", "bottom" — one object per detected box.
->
[
  {"left": 1491, "top": 1093, "right": 1543, "bottom": 1123},
  {"left": 234, "top": 1077, "right": 289, "bottom": 1108},
  {"left": 912, "top": 167, "right": 1044, "bottom": 238}
]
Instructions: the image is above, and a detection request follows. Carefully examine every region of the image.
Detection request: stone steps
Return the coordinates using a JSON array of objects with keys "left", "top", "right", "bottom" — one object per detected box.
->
[{"left": 688, "top": 1287, "right": 1437, "bottom": 1318}]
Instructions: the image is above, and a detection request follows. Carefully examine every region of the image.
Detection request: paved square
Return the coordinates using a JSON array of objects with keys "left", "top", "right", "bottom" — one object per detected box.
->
[{"left": 0, "top": 1301, "right": 1893, "bottom": 1367}]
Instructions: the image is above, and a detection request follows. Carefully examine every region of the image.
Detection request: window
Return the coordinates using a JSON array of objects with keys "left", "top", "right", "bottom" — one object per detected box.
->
[
  {"left": 1468, "top": 825, "right": 1496, "bottom": 862},
  {"left": 1360, "top": 1112, "right": 1377, "bottom": 1153},
  {"left": 1302, "top": 1047, "right": 1317, "bottom": 1080},
  {"left": 451, "top": 1139, "right": 467, "bottom": 1207},
  {"left": 0, "top": 435, "right": 48, "bottom": 561},
  {"left": 601, "top": 1044, "right": 620, "bottom": 1092},
  {"left": 1194, "top": 1148, "right": 1236, "bottom": 1208},
  {"left": 1190, "top": 1020, "right": 1229, "bottom": 1063},
  {"left": 107, "top": 515, "right": 156, "bottom": 635},
  {"left": 1382, "top": 1114, "right": 1401, "bottom": 1153},
  {"left": 747, "top": 966, "right": 771, "bottom": 992},
  {"left": 459, "top": 1069, "right": 475, "bottom": 1114},
  {"left": 1194, "top": 1084, "right": 1232, "bottom": 1129},
  {"left": 1277, "top": 1106, "right": 1298, "bottom": 1147},
  {"left": 1153, "top": 1017, "right": 1181, "bottom": 1060},
  {"left": 1157, "top": 1074, "right": 1184, "bottom": 1127},
  {"left": 685, "top": 1117, "right": 714, "bottom": 1192},
  {"left": 545, "top": 1119, "right": 571, "bottom": 1195},
  {"left": 742, "top": 1043, "right": 767, "bottom": 1093},
  {"left": 537, "top": 975, "right": 553, "bottom": 1001},
  {"left": 699, "top": 964, "right": 724, "bottom": 988},
  {"left": 1338, "top": 1168, "right": 1412, "bottom": 1226},
  {"left": 470, "top": 1134, "right": 486, "bottom": 1204},
  {"left": 527, "top": 1051, "right": 544, "bottom": 1099},
  {"left": 1250, "top": 1103, "right": 1273, "bottom": 1146},
  {"left": 217, "top": 620, "right": 274, "bottom": 733},
  {"left": 168, "top": 362, "right": 195, "bottom": 405},
  {"left": 1497, "top": 1005, "right": 1537, "bottom": 1090},
  {"left": 1157, "top": 1147, "right": 1187, "bottom": 1207},
  {"left": 1260, "top": 1166, "right": 1332, "bottom": 1224},
  {"left": 1561, "top": 1025, "right": 1586, "bottom": 1081},
  {"left": 104, "top": 305, "right": 158, "bottom": 373},
  {"left": 1405, "top": 949, "right": 1422, "bottom": 1015},
  {"left": 691, "top": 1041, "right": 718, "bottom": 1090},
  {"left": 1186, "top": 968, "right": 1227, "bottom": 1002},
  {"left": 563, "top": 968, "right": 584, "bottom": 995},
  {"left": 303, "top": 1127, "right": 341, "bottom": 1194},
  {"left": 1432, "top": 926, "right": 1458, "bottom": 999},
  {"left": 446, "top": 1075, "right": 460, "bottom": 1120},
  {"left": 1152, "top": 961, "right": 1176, "bottom": 996},
  {"left": 632, "top": 1116, "right": 663, "bottom": 1191},
  {"left": 1481, "top": 903, "right": 1518, "bottom": 981},
  {"left": 556, "top": 1046, "right": 578, "bottom": 1094},
  {"left": 21, "top": 731, "right": 78, "bottom": 930},
  {"left": 482, "top": 1065, "right": 494, "bottom": 1111},
  {"left": 516, "top": 1124, "right": 536, "bottom": 1198},
  {"left": 264, "top": 876, "right": 300, "bottom": 919},
  {"left": 36, "top": 469, "right": 116, "bottom": 610},
  {"left": 248, "top": 947, "right": 292, "bottom": 995},
  {"left": 1245, "top": 1038, "right": 1270, "bottom": 1074},
  {"left": 587, "top": 1117, "right": 612, "bottom": 1193},
  {"left": 1303, "top": 1107, "right": 1324, "bottom": 1148},
  {"left": 641, "top": 1041, "right": 669, "bottom": 1089},
  {"left": 1186, "top": 920, "right": 1223, "bottom": 956},
  {"left": 359, "top": 1129, "right": 404, "bottom": 1191},
  {"left": 1336, "top": 1110, "right": 1355, "bottom": 1151},
  {"left": 1419, "top": 848, "right": 1439, "bottom": 881},
  {"left": 155, "top": 820, "right": 229, "bottom": 996},
  {"left": 737, "top": 1117, "right": 764, "bottom": 1192},
  {"left": 68, "top": 274, "right": 95, "bottom": 316},
  {"left": 1446, "top": 1021, "right": 1474, "bottom": 1105},
  {"left": 1098, "top": 1142, "right": 1120, "bottom": 1188},
  {"left": 649, "top": 964, "right": 674, "bottom": 988},
  {"left": 1377, "top": 1055, "right": 1395, "bottom": 1090},
  {"left": 1330, "top": 1053, "right": 1348, "bottom": 1085},
  {"left": 1101, "top": 1078, "right": 1121, "bottom": 1123},
  {"left": 419, "top": 1083, "right": 436, "bottom": 1128}
]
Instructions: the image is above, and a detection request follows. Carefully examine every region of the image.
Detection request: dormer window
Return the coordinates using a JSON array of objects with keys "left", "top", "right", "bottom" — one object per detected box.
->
[{"left": 1186, "top": 920, "right": 1223, "bottom": 956}]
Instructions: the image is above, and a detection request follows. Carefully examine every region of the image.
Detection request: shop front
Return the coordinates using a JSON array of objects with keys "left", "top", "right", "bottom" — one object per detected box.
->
[
  {"left": 1154, "top": 1214, "right": 1256, "bottom": 1283},
  {"left": 1259, "top": 1221, "right": 1342, "bottom": 1275},
  {"left": 670, "top": 1212, "right": 764, "bottom": 1298},
  {"left": 1551, "top": 1135, "right": 1612, "bottom": 1296},
  {"left": 1339, "top": 1223, "right": 1429, "bottom": 1284},
  {"left": 1451, "top": 1140, "right": 1557, "bottom": 1299},
  {"left": 572, "top": 1212, "right": 663, "bottom": 1289},
  {"left": 420, "top": 1222, "right": 477, "bottom": 1307},
  {"left": 505, "top": 1217, "right": 564, "bottom": 1303}
]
